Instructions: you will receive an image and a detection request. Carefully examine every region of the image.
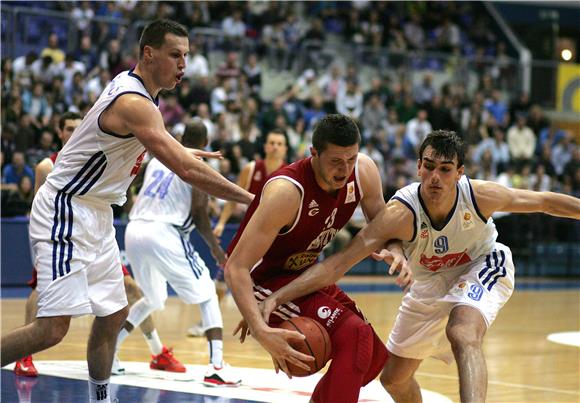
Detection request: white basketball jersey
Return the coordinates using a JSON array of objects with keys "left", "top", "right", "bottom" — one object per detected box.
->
[
  {"left": 129, "top": 158, "right": 195, "bottom": 234},
  {"left": 392, "top": 176, "right": 497, "bottom": 281},
  {"left": 46, "top": 69, "right": 157, "bottom": 205}
]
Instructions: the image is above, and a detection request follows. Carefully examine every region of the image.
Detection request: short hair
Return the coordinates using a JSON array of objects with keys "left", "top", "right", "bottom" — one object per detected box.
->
[
  {"left": 182, "top": 118, "right": 207, "bottom": 149},
  {"left": 312, "top": 114, "right": 360, "bottom": 154},
  {"left": 139, "top": 19, "right": 188, "bottom": 58},
  {"left": 419, "top": 130, "right": 466, "bottom": 168},
  {"left": 59, "top": 111, "right": 82, "bottom": 130},
  {"left": 266, "top": 129, "right": 288, "bottom": 146}
]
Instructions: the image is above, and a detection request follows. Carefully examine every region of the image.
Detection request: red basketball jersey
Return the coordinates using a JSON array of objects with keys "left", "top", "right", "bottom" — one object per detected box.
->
[
  {"left": 228, "top": 157, "right": 363, "bottom": 284},
  {"left": 246, "top": 159, "right": 285, "bottom": 195},
  {"left": 49, "top": 151, "right": 59, "bottom": 164}
]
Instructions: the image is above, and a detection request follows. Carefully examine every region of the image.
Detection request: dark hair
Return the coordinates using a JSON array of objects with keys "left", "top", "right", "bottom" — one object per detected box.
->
[
  {"left": 182, "top": 118, "right": 207, "bottom": 149},
  {"left": 139, "top": 19, "right": 188, "bottom": 58},
  {"left": 59, "top": 111, "right": 82, "bottom": 130},
  {"left": 419, "top": 130, "right": 466, "bottom": 167},
  {"left": 312, "top": 114, "right": 360, "bottom": 153},
  {"left": 266, "top": 129, "right": 288, "bottom": 145}
]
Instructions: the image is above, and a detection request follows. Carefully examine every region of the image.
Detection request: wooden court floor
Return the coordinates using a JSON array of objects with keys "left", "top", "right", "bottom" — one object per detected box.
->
[{"left": 1, "top": 277, "right": 579, "bottom": 403}]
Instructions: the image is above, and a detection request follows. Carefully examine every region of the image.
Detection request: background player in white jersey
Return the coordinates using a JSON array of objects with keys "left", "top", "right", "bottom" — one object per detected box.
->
[
  {"left": 1, "top": 19, "right": 252, "bottom": 403},
  {"left": 116, "top": 119, "right": 241, "bottom": 386},
  {"left": 258, "top": 130, "right": 580, "bottom": 403}
]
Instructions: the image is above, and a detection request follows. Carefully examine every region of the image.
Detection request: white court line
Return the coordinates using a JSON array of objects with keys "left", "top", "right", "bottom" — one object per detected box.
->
[{"left": 416, "top": 371, "right": 580, "bottom": 396}]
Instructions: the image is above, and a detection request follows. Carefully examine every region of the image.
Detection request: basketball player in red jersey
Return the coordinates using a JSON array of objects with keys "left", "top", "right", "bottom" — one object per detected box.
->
[
  {"left": 15, "top": 112, "right": 183, "bottom": 377},
  {"left": 184, "top": 130, "right": 289, "bottom": 337},
  {"left": 225, "top": 115, "right": 408, "bottom": 403}
]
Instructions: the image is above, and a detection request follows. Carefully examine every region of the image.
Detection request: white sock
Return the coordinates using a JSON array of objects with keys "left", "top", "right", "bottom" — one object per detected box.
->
[
  {"left": 88, "top": 376, "right": 110, "bottom": 402},
  {"left": 116, "top": 328, "right": 130, "bottom": 352},
  {"left": 208, "top": 339, "right": 223, "bottom": 367},
  {"left": 143, "top": 329, "right": 163, "bottom": 355}
]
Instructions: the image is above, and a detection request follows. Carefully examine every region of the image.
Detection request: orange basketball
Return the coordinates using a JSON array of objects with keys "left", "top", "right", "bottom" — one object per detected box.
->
[{"left": 278, "top": 316, "right": 332, "bottom": 377}]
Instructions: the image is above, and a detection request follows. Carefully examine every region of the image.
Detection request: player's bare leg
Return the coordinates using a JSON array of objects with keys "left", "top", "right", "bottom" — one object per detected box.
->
[
  {"left": 446, "top": 305, "right": 488, "bottom": 403},
  {"left": 380, "top": 353, "right": 423, "bottom": 403},
  {"left": 124, "top": 276, "right": 155, "bottom": 334},
  {"left": 24, "top": 290, "right": 38, "bottom": 325},
  {"left": 1, "top": 316, "right": 71, "bottom": 366},
  {"left": 87, "top": 306, "right": 128, "bottom": 379}
]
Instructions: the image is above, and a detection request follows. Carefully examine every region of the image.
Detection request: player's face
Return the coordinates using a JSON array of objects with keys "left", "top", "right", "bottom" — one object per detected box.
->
[
  {"left": 148, "top": 33, "right": 188, "bottom": 90},
  {"left": 312, "top": 143, "right": 359, "bottom": 192},
  {"left": 264, "top": 133, "right": 287, "bottom": 160},
  {"left": 417, "top": 146, "right": 463, "bottom": 203},
  {"left": 58, "top": 118, "right": 81, "bottom": 145}
]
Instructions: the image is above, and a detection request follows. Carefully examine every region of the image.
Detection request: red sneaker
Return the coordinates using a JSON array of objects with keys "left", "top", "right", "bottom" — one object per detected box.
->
[
  {"left": 149, "top": 346, "right": 186, "bottom": 373},
  {"left": 14, "top": 355, "right": 38, "bottom": 377}
]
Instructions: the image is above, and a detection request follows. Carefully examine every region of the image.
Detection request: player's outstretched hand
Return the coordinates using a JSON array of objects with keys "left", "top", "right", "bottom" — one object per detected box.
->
[
  {"left": 372, "top": 248, "right": 413, "bottom": 292},
  {"left": 233, "top": 318, "right": 251, "bottom": 343},
  {"left": 187, "top": 148, "right": 223, "bottom": 160},
  {"left": 254, "top": 326, "right": 314, "bottom": 379},
  {"left": 213, "top": 222, "right": 225, "bottom": 237}
]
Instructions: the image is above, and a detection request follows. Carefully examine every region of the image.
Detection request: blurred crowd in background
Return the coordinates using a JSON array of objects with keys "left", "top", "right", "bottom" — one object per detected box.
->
[{"left": 1, "top": 1, "right": 578, "bottom": 220}]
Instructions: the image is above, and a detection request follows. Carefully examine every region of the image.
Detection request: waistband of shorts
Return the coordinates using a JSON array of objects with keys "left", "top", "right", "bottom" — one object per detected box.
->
[{"left": 43, "top": 182, "right": 113, "bottom": 209}]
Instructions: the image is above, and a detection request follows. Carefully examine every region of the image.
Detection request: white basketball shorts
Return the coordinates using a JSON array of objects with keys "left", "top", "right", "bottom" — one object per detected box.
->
[
  {"left": 124, "top": 220, "right": 216, "bottom": 309},
  {"left": 387, "top": 242, "right": 515, "bottom": 363},
  {"left": 29, "top": 185, "right": 127, "bottom": 318}
]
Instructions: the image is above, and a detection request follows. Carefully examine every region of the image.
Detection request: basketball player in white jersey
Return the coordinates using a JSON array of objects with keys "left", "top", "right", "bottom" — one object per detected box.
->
[
  {"left": 258, "top": 130, "right": 580, "bottom": 403},
  {"left": 1, "top": 19, "right": 251, "bottom": 403},
  {"left": 114, "top": 119, "right": 241, "bottom": 386}
]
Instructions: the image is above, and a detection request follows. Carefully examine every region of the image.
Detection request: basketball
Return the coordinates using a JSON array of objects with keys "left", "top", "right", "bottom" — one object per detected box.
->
[{"left": 278, "top": 316, "right": 332, "bottom": 377}]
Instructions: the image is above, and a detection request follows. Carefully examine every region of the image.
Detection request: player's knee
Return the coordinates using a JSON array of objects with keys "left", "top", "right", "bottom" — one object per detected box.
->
[
  {"left": 334, "top": 315, "right": 376, "bottom": 374},
  {"left": 380, "top": 364, "right": 409, "bottom": 391},
  {"left": 123, "top": 277, "right": 143, "bottom": 304},
  {"left": 38, "top": 317, "right": 70, "bottom": 347},
  {"left": 446, "top": 322, "right": 483, "bottom": 350}
]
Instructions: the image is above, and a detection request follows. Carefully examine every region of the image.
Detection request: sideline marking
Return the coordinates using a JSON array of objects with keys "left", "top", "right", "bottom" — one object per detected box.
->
[
  {"left": 3, "top": 361, "right": 451, "bottom": 403},
  {"left": 547, "top": 331, "right": 580, "bottom": 348}
]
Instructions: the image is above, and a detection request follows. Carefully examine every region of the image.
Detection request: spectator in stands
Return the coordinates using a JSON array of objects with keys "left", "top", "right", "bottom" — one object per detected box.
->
[
  {"left": 527, "top": 104, "right": 550, "bottom": 135},
  {"left": 196, "top": 103, "right": 215, "bottom": 140},
  {"left": 435, "top": 16, "right": 461, "bottom": 52},
  {"left": 396, "top": 93, "right": 418, "bottom": 123},
  {"left": 59, "top": 54, "right": 87, "bottom": 90},
  {"left": 210, "top": 77, "right": 228, "bottom": 115},
  {"left": 362, "top": 93, "right": 388, "bottom": 141},
  {"left": 222, "top": 8, "right": 246, "bottom": 50},
  {"left": 242, "top": 53, "right": 262, "bottom": 97},
  {"left": 507, "top": 113, "right": 536, "bottom": 166},
  {"left": 26, "top": 130, "right": 56, "bottom": 167},
  {"left": 2, "top": 175, "right": 34, "bottom": 217},
  {"left": 75, "top": 35, "right": 99, "bottom": 73},
  {"left": 475, "top": 127, "right": 510, "bottom": 174},
  {"left": 405, "top": 109, "right": 433, "bottom": 156},
  {"left": 509, "top": 91, "right": 531, "bottom": 123},
  {"left": 537, "top": 122, "right": 566, "bottom": 155},
  {"left": 41, "top": 33, "right": 65, "bottom": 65},
  {"left": 184, "top": 40, "right": 209, "bottom": 79},
  {"left": 64, "top": 71, "right": 85, "bottom": 108},
  {"left": 412, "top": 73, "right": 436, "bottom": 108},
  {"left": 562, "top": 148, "right": 580, "bottom": 196},
  {"left": 159, "top": 93, "right": 185, "bottom": 128},
  {"left": 318, "top": 64, "right": 345, "bottom": 111},
  {"left": 31, "top": 55, "right": 59, "bottom": 86},
  {"left": 99, "top": 39, "right": 124, "bottom": 77},
  {"left": 336, "top": 78, "right": 363, "bottom": 120},
  {"left": 383, "top": 109, "right": 405, "bottom": 147},
  {"left": 427, "top": 94, "right": 456, "bottom": 132},
  {"left": 551, "top": 134, "right": 575, "bottom": 178},
  {"left": 86, "top": 69, "right": 111, "bottom": 104},
  {"left": 216, "top": 51, "right": 241, "bottom": 84},
  {"left": 403, "top": 13, "right": 425, "bottom": 50},
  {"left": 13, "top": 51, "right": 38, "bottom": 89},
  {"left": 1, "top": 152, "right": 34, "bottom": 191},
  {"left": 530, "top": 163, "right": 552, "bottom": 192},
  {"left": 22, "top": 82, "right": 52, "bottom": 128},
  {"left": 484, "top": 89, "right": 509, "bottom": 129},
  {"left": 72, "top": 1, "right": 95, "bottom": 39}
]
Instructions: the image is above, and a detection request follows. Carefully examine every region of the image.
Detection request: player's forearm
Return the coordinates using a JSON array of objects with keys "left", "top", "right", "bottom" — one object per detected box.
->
[
  {"left": 225, "top": 265, "right": 269, "bottom": 333},
  {"left": 543, "top": 192, "right": 580, "bottom": 219},
  {"left": 192, "top": 212, "right": 221, "bottom": 251},
  {"left": 184, "top": 159, "right": 253, "bottom": 204}
]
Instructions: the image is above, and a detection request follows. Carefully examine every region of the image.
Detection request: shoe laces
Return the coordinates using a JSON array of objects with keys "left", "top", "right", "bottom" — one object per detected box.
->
[{"left": 22, "top": 356, "right": 34, "bottom": 366}]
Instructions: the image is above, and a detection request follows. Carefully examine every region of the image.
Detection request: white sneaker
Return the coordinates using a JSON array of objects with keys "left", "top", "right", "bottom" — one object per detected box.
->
[
  {"left": 203, "top": 362, "right": 241, "bottom": 387},
  {"left": 186, "top": 321, "right": 205, "bottom": 337},
  {"left": 111, "top": 354, "right": 125, "bottom": 375}
]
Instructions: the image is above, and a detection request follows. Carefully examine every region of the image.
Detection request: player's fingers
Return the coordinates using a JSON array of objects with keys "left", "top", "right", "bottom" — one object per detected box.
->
[
  {"left": 277, "top": 359, "right": 292, "bottom": 379},
  {"left": 371, "top": 251, "right": 386, "bottom": 261},
  {"left": 388, "top": 257, "right": 401, "bottom": 275},
  {"left": 287, "top": 352, "right": 314, "bottom": 370},
  {"left": 281, "top": 329, "right": 306, "bottom": 342}
]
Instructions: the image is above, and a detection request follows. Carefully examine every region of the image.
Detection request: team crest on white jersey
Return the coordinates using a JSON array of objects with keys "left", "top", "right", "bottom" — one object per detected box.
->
[
  {"left": 345, "top": 181, "right": 356, "bottom": 203},
  {"left": 462, "top": 210, "right": 475, "bottom": 230}
]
